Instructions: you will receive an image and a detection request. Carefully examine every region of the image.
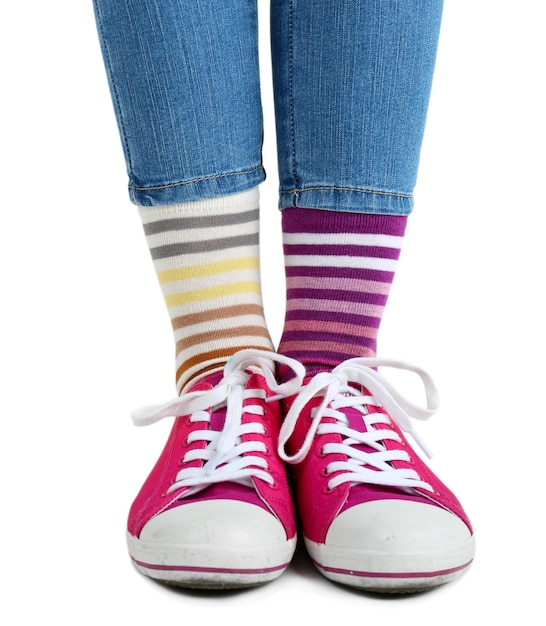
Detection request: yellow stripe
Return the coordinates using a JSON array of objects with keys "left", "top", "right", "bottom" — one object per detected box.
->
[
  {"left": 165, "top": 281, "right": 261, "bottom": 307},
  {"left": 157, "top": 257, "right": 259, "bottom": 285}
]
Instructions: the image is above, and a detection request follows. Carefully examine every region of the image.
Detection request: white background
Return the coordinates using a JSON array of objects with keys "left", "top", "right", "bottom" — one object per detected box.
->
[{"left": 1, "top": 1, "right": 544, "bottom": 623}]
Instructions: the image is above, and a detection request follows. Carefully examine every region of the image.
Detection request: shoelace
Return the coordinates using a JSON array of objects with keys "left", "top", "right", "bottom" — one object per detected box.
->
[
  {"left": 278, "top": 358, "right": 440, "bottom": 492},
  {"left": 131, "top": 350, "right": 305, "bottom": 498}
]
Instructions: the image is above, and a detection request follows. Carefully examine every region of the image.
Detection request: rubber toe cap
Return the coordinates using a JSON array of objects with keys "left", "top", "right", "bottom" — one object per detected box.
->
[
  {"left": 139, "top": 499, "right": 287, "bottom": 547},
  {"left": 326, "top": 499, "right": 471, "bottom": 553}
]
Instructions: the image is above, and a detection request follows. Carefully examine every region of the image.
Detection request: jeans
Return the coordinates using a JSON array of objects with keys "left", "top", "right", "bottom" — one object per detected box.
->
[{"left": 92, "top": 0, "right": 443, "bottom": 214}]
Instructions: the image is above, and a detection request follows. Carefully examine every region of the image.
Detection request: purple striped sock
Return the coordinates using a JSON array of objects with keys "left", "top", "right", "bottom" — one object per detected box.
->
[{"left": 278, "top": 208, "right": 407, "bottom": 378}]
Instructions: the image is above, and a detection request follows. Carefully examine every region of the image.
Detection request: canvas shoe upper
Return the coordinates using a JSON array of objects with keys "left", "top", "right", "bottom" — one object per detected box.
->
[
  {"left": 279, "top": 357, "right": 476, "bottom": 593},
  {"left": 126, "top": 350, "right": 305, "bottom": 589}
]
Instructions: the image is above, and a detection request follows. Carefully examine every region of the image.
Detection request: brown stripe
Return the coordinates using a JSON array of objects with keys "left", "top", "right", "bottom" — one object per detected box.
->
[
  {"left": 176, "top": 325, "right": 271, "bottom": 352},
  {"left": 171, "top": 304, "right": 266, "bottom": 331},
  {"left": 176, "top": 345, "right": 272, "bottom": 385},
  {"left": 179, "top": 362, "right": 225, "bottom": 386}
]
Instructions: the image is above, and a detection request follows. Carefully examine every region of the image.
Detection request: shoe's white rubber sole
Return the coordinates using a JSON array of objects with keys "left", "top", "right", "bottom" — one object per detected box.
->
[
  {"left": 127, "top": 500, "right": 297, "bottom": 589},
  {"left": 127, "top": 534, "right": 297, "bottom": 589},
  {"left": 305, "top": 500, "right": 476, "bottom": 593},
  {"left": 305, "top": 536, "right": 475, "bottom": 593}
]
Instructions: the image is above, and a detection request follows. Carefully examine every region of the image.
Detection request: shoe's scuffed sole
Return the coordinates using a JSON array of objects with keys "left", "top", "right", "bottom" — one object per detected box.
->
[
  {"left": 305, "top": 535, "right": 475, "bottom": 593},
  {"left": 127, "top": 532, "right": 297, "bottom": 590}
]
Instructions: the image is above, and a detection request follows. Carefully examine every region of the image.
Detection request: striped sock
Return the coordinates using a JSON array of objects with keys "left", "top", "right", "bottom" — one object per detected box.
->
[
  {"left": 278, "top": 207, "right": 407, "bottom": 377},
  {"left": 139, "top": 189, "right": 273, "bottom": 393}
]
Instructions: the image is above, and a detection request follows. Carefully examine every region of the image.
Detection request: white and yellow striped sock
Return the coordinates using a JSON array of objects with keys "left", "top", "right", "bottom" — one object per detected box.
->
[{"left": 139, "top": 188, "right": 273, "bottom": 393}]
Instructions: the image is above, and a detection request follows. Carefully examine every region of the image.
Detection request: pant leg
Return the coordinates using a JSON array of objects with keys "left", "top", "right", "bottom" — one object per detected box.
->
[
  {"left": 93, "top": 0, "right": 264, "bottom": 206},
  {"left": 270, "top": 0, "right": 444, "bottom": 215}
]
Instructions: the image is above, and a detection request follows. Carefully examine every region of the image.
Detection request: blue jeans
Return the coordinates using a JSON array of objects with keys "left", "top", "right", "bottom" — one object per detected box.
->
[{"left": 92, "top": 0, "right": 443, "bottom": 214}]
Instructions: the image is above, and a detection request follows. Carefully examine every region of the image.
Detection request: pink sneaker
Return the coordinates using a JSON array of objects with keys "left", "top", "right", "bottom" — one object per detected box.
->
[
  {"left": 127, "top": 350, "right": 305, "bottom": 589},
  {"left": 278, "top": 357, "right": 476, "bottom": 593}
]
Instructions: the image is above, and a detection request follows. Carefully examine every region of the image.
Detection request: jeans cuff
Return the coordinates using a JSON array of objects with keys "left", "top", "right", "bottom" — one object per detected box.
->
[
  {"left": 129, "top": 166, "right": 266, "bottom": 206},
  {"left": 278, "top": 186, "right": 414, "bottom": 216}
]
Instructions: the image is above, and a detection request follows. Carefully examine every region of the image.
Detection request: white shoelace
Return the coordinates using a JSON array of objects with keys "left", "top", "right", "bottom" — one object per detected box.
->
[
  {"left": 277, "top": 358, "right": 440, "bottom": 492},
  {"left": 131, "top": 350, "right": 305, "bottom": 498}
]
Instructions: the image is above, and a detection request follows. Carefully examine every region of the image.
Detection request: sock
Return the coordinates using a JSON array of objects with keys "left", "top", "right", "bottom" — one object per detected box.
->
[
  {"left": 139, "top": 188, "right": 273, "bottom": 393},
  {"left": 278, "top": 207, "right": 407, "bottom": 377}
]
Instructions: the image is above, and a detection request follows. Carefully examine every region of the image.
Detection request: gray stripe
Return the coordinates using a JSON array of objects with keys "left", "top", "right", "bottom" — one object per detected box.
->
[
  {"left": 150, "top": 233, "right": 259, "bottom": 260},
  {"left": 143, "top": 208, "right": 259, "bottom": 236}
]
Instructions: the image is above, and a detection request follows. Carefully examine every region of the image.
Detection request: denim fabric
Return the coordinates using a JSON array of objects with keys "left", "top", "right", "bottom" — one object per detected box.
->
[{"left": 93, "top": 0, "right": 443, "bottom": 214}]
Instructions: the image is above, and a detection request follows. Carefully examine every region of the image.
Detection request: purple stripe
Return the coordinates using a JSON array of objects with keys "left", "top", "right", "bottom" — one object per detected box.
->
[
  {"left": 281, "top": 208, "right": 408, "bottom": 236},
  {"left": 132, "top": 557, "right": 289, "bottom": 575},
  {"left": 277, "top": 351, "right": 375, "bottom": 380},
  {"left": 286, "top": 288, "right": 387, "bottom": 306},
  {"left": 283, "top": 319, "right": 378, "bottom": 339},
  {"left": 312, "top": 558, "right": 474, "bottom": 580},
  {"left": 280, "top": 330, "right": 378, "bottom": 345},
  {"left": 279, "top": 349, "right": 372, "bottom": 365},
  {"left": 285, "top": 265, "right": 395, "bottom": 283},
  {"left": 285, "top": 310, "right": 382, "bottom": 328},
  {"left": 279, "top": 208, "right": 404, "bottom": 379},
  {"left": 283, "top": 244, "right": 402, "bottom": 260}
]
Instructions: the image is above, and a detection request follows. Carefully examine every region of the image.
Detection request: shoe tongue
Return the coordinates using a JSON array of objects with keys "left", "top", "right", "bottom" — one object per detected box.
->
[
  {"left": 337, "top": 384, "right": 368, "bottom": 433},
  {"left": 203, "top": 370, "right": 224, "bottom": 387},
  {"left": 345, "top": 406, "right": 370, "bottom": 433},
  {"left": 342, "top": 386, "right": 384, "bottom": 434},
  {"left": 210, "top": 406, "right": 227, "bottom": 432}
]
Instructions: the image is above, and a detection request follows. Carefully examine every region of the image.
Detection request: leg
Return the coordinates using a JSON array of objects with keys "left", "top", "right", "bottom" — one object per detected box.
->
[
  {"left": 93, "top": 0, "right": 272, "bottom": 393},
  {"left": 272, "top": 0, "right": 444, "bottom": 372},
  {"left": 271, "top": 0, "right": 475, "bottom": 592},
  {"left": 94, "top": 0, "right": 265, "bottom": 205},
  {"left": 92, "top": 0, "right": 300, "bottom": 588}
]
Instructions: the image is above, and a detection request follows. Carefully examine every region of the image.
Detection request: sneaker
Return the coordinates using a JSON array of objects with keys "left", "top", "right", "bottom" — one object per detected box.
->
[
  {"left": 126, "top": 350, "right": 305, "bottom": 589},
  {"left": 278, "top": 357, "right": 476, "bottom": 593}
]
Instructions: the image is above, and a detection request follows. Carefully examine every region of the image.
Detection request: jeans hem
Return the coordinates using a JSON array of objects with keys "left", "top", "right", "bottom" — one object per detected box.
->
[
  {"left": 129, "top": 166, "right": 266, "bottom": 206},
  {"left": 277, "top": 186, "right": 414, "bottom": 216}
]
